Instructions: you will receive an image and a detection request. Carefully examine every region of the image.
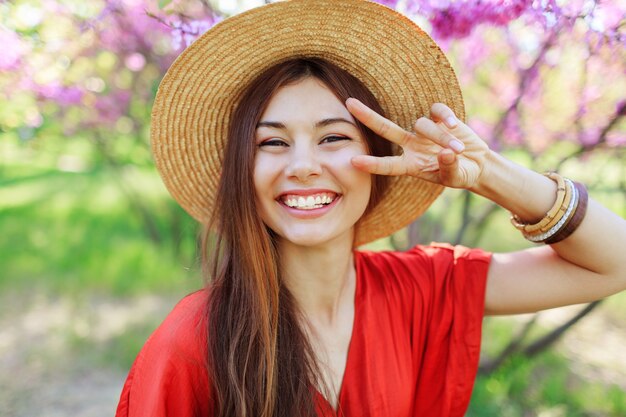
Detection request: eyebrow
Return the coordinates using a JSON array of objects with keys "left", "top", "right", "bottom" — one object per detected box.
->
[{"left": 256, "top": 117, "right": 357, "bottom": 130}]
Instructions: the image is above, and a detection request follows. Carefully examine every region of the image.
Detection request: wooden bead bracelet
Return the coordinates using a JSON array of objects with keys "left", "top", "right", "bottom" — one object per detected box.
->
[{"left": 510, "top": 173, "right": 589, "bottom": 244}]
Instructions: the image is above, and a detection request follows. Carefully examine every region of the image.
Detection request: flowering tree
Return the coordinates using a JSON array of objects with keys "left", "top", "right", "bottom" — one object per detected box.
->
[
  {"left": 1, "top": 0, "right": 182, "bottom": 244},
  {"left": 2, "top": 0, "right": 625, "bottom": 372}
]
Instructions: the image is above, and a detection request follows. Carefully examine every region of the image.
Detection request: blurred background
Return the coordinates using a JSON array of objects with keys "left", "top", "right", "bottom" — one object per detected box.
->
[{"left": 1, "top": 0, "right": 625, "bottom": 416}]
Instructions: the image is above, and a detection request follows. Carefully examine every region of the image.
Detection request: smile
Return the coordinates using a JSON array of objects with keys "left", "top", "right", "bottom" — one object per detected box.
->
[{"left": 277, "top": 191, "right": 340, "bottom": 210}]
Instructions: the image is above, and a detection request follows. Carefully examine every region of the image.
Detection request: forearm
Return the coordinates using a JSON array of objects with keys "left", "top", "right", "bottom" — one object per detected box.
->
[{"left": 471, "top": 151, "right": 626, "bottom": 278}]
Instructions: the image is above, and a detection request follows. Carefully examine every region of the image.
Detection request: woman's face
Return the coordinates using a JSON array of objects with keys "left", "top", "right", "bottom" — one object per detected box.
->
[{"left": 253, "top": 77, "right": 371, "bottom": 247}]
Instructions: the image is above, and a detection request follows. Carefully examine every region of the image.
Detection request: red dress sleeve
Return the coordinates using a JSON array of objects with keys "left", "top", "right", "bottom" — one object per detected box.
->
[
  {"left": 405, "top": 243, "right": 491, "bottom": 416},
  {"left": 115, "top": 290, "right": 212, "bottom": 417}
]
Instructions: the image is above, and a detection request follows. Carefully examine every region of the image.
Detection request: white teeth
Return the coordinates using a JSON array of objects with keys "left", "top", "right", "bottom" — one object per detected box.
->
[{"left": 282, "top": 193, "right": 337, "bottom": 209}]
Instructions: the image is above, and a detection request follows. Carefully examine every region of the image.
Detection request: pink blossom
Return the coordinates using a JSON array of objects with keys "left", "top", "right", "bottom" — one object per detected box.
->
[
  {"left": 489, "top": 74, "right": 519, "bottom": 109},
  {"left": 125, "top": 52, "right": 146, "bottom": 71},
  {"left": 0, "top": 27, "right": 28, "bottom": 71},
  {"left": 579, "top": 127, "right": 602, "bottom": 147},
  {"left": 406, "top": 0, "right": 538, "bottom": 39},
  {"left": 501, "top": 110, "right": 525, "bottom": 146},
  {"left": 456, "top": 30, "right": 491, "bottom": 71},
  {"left": 559, "top": 0, "right": 592, "bottom": 17},
  {"left": 35, "top": 83, "right": 84, "bottom": 106},
  {"left": 94, "top": 90, "right": 131, "bottom": 123},
  {"left": 595, "top": 1, "right": 625, "bottom": 30},
  {"left": 97, "top": 0, "right": 171, "bottom": 52},
  {"left": 606, "top": 132, "right": 626, "bottom": 147},
  {"left": 170, "top": 17, "right": 222, "bottom": 50}
]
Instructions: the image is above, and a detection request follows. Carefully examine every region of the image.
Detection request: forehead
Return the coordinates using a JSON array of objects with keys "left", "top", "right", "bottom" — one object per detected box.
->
[{"left": 259, "top": 77, "right": 355, "bottom": 126}]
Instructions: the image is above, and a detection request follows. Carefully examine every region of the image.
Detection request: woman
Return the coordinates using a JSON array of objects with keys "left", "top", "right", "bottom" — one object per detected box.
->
[{"left": 116, "top": 1, "right": 626, "bottom": 416}]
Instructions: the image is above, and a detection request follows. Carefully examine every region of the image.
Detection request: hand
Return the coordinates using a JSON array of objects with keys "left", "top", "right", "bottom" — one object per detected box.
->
[{"left": 346, "top": 98, "right": 491, "bottom": 190}]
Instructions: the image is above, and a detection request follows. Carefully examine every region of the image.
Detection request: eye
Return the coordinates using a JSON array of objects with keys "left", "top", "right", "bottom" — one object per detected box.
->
[
  {"left": 321, "top": 135, "right": 350, "bottom": 144},
  {"left": 258, "top": 138, "right": 288, "bottom": 147}
]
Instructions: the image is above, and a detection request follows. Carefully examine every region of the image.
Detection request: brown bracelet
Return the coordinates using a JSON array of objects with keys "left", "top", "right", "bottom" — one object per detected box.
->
[{"left": 544, "top": 182, "right": 589, "bottom": 244}]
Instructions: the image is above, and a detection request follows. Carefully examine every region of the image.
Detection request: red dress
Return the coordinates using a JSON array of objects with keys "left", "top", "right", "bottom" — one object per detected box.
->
[{"left": 115, "top": 243, "right": 491, "bottom": 417}]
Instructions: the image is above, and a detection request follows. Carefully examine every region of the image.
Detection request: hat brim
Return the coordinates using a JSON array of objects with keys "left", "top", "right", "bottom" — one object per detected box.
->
[{"left": 151, "top": 0, "right": 464, "bottom": 246}]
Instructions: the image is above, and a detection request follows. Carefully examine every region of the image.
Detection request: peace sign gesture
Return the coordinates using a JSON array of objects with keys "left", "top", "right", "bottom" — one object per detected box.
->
[{"left": 346, "top": 98, "right": 491, "bottom": 190}]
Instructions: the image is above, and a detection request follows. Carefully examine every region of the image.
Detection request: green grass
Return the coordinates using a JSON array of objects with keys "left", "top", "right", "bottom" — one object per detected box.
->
[{"left": 0, "top": 162, "right": 200, "bottom": 297}]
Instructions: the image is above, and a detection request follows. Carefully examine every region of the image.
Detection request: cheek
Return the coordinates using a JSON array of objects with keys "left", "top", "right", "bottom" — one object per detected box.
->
[
  {"left": 253, "top": 156, "right": 276, "bottom": 218},
  {"left": 253, "top": 154, "right": 277, "bottom": 193},
  {"left": 326, "top": 148, "right": 372, "bottom": 200}
]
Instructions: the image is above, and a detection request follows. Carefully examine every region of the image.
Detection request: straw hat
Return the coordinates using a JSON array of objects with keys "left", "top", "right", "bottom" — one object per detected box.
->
[{"left": 151, "top": 0, "right": 465, "bottom": 246}]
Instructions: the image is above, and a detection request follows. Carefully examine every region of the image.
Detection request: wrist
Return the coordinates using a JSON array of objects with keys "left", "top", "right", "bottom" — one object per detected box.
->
[
  {"left": 468, "top": 149, "right": 504, "bottom": 198},
  {"left": 467, "top": 151, "right": 558, "bottom": 223}
]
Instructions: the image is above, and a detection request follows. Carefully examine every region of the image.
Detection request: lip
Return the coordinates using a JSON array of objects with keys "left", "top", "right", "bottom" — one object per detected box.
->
[
  {"left": 276, "top": 188, "right": 339, "bottom": 198},
  {"left": 277, "top": 192, "right": 342, "bottom": 219}
]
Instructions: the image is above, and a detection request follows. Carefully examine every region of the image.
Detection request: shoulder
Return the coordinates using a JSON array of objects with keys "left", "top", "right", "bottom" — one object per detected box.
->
[
  {"left": 115, "top": 289, "right": 212, "bottom": 417},
  {"left": 355, "top": 243, "right": 492, "bottom": 306},
  {"left": 356, "top": 242, "right": 491, "bottom": 278},
  {"left": 148, "top": 289, "right": 209, "bottom": 355}
]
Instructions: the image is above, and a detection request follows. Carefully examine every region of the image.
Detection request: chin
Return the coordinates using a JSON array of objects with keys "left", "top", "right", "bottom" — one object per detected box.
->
[
  {"left": 282, "top": 233, "right": 337, "bottom": 248},
  {"left": 276, "top": 227, "right": 353, "bottom": 248}
]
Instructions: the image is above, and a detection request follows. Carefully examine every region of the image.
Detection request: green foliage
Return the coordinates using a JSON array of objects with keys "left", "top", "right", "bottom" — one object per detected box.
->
[
  {"left": 0, "top": 136, "right": 200, "bottom": 297},
  {"left": 158, "top": 0, "right": 173, "bottom": 9},
  {"left": 469, "top": 351, "right": 626, "bottom": 417}
]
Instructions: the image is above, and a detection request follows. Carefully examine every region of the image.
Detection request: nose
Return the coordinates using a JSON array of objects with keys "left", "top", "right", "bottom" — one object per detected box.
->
[{"left": 284, "top": 142, "right": 322, "bottom": 182}]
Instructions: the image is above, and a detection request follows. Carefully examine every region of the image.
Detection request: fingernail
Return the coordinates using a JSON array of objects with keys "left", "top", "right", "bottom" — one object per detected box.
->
[
  {"left": 445, "top": 116, "right": 458, "bottom": 129},
  {"left": 449, "top": 139, "right": 464, "bottom": 153},
  {"left": 347, "top": 98, "right": 363, "bottom": 108}
]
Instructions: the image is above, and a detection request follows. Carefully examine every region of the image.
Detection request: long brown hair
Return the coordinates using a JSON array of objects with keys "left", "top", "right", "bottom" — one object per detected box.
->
[{"left": 201, "top": 58, "right": 392, "bottom": 417}]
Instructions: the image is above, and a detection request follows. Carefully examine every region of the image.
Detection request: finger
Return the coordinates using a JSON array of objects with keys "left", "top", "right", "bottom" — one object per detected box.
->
[
  {"left": 351, "top": 154, "right": 407, "bottom": 176},
  {"left": 430, "top": 103, "right": 459, "bottom": 129},
  {"left": 437, "top": 149, "right": 460, "bottom": 185},
  {"left": 414, "top": 117, "right": 465, "bottom": 154},
  {"left": 346, "top": 98, "right": 415, "bottom": 147}
]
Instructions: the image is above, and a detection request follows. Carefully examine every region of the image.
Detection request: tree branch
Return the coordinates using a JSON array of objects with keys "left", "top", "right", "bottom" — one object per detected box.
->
[
  {"left": 479, "top": 315, "right": 538, "bottom": 375},
  {"left": 523, "top": 301, "right": 603, "bottom": 357}
]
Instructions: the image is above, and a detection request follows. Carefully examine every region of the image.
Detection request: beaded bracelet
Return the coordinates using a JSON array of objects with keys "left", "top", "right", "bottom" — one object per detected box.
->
[
  {"left": 510, "top": 172, "right": 569, "bottom": 234},
  {"left": 524, "top": 179, "right": 578, "bottom": 243},
  {"left": 533, "top": 178, "right": 575, "bottom": 234}
]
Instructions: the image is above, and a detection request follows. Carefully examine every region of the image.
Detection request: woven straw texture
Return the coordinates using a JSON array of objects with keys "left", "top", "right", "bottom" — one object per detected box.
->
[{"left": 151, "top": 0, "right": 465, "bottom": 246}]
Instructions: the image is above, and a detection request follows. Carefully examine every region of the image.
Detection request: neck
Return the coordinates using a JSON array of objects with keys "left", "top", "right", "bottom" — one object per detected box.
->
[{"left": 278, "top": 234, "right": 356, "bottom": 328}]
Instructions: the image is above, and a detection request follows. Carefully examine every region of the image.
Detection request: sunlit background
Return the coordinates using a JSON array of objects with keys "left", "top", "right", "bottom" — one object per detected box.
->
[{"left": 1, "top": 0, "right": 625, "bottom": 416}]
